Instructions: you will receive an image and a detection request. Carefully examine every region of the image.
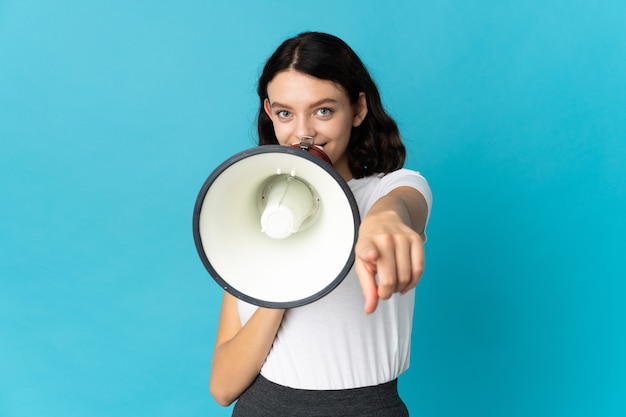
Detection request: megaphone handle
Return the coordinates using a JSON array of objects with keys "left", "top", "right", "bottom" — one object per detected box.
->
[
  {"left": 291, "top": 142, "right": 333, "bottom": 166},
  {"left": 299, "top": 136, "right": 315, "bottom": 150}
]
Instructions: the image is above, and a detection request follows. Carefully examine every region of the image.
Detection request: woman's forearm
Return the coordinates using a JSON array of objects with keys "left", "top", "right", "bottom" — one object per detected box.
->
[{"left": 210, "top": 301, "right": 285, "bottom": 406}]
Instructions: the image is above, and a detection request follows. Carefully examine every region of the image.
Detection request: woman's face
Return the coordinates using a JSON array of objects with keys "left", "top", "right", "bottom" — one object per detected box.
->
[{"left": 264, "top": 70, "right": 367, "bottom": 181}]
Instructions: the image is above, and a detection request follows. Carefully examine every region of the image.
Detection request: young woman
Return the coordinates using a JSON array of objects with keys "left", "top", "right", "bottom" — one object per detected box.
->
[{"left": 210, "top": 32, "right": 432, "bottom": 416}]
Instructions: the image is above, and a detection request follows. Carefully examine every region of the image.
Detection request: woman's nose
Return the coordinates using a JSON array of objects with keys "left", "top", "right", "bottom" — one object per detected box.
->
[{"left": 295, "top": 117, "right": 315, "bottom": 139}]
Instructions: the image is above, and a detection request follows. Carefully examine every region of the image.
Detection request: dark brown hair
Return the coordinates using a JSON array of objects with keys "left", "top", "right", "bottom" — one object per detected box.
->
[{"left": 257, "top": 32, "right": 405, "bottom": 178}]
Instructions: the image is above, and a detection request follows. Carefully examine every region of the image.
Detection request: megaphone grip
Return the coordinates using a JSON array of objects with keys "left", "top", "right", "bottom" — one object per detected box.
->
[{"left": 291, "top": 143, "right": 332, "bottom": 166}]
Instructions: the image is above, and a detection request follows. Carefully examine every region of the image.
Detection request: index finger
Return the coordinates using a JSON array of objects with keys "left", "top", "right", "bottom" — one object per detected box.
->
[{"left": 355, "top": 252, "right": 380, "bottom": 315}]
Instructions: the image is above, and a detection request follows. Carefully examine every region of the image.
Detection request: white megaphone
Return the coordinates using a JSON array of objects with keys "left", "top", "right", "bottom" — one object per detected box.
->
[{"left": 192, "top": 139, "right": 361, "bottom": 308}]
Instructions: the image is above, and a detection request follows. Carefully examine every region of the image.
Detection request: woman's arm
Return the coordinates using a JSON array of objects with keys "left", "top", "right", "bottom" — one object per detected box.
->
[
  {"left": 209, "top": 292, "right": 285, "bottom": 406},
  {"left": 354, "top": 186, "right": 429, "bottom": 314}
]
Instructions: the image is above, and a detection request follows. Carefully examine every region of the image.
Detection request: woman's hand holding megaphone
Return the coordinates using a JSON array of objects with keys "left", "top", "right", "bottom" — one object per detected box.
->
[{"left": 355, "top": 186, "right": 429, "bottom": 315}]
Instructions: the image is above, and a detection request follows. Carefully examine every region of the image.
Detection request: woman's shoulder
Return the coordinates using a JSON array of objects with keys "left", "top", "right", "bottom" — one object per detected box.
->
[
  {"left": 350, "top": 169, "right": 430, "bottom": 196},
  {"left": 380, "top": 169, "right": 432, "bottom": 212},
  {"left": 348, "top": 168, "right": 432, "bottom": 215}
]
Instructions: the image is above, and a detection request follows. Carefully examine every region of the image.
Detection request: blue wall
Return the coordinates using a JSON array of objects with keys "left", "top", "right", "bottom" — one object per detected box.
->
[{"left": 1, "top": 1, "right": 624, "bottom": 416}]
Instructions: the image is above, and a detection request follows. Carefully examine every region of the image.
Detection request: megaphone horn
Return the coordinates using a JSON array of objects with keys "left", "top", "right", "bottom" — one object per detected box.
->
[{"left": 192, "top": 143, "right": 360, "bottom": 308}]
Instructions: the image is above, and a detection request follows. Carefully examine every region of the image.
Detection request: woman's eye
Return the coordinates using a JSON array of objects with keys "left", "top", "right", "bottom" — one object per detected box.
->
[
  {"left": 276, "top": 110, "right": 291, "bottom": 118},
  {"left": 316, "top": 108, "right": 333, "bottom": 117}
]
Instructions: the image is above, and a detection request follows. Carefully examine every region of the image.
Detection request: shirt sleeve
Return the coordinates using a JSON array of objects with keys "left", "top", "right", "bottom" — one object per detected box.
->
[{"left": 375, "top": 169, "right": 432, "bottom": 225}]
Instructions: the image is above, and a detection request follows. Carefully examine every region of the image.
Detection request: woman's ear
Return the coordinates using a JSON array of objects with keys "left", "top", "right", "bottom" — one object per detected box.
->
[
  {"left": 352, "top": 92, "right": 368, "bottom": 127},
  {"left": 263, "top": 98, "right": 273, "bottom": 119}
]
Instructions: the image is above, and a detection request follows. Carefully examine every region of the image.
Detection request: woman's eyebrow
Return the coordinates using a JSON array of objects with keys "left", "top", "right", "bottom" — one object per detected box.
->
[{"left": 269, "top": 98, "right": 340, "bottom": 110}]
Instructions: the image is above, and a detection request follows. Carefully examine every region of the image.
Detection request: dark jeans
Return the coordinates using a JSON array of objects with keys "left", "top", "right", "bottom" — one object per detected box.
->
[{"left": 232, "top": 374, "right": 409, "bottom": 417}]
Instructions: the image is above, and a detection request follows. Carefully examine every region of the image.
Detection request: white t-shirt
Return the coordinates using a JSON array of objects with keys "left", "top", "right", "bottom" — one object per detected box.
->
[{"left": 238, "top": 169, "right": 432, "bottom": 390}]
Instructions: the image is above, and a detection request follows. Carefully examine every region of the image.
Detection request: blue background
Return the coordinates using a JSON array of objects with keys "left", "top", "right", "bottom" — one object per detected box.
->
[{"left": 1, "top": 1, "right": 624, "bottom": 416}]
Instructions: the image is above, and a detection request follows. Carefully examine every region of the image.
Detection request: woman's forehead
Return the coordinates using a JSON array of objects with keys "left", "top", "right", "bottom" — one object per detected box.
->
[{"left": 267, "top": 70, "right": 349, "bottom": 106}]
